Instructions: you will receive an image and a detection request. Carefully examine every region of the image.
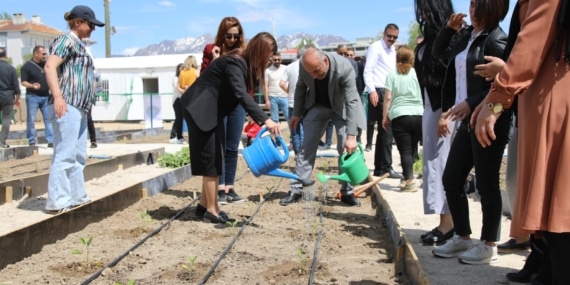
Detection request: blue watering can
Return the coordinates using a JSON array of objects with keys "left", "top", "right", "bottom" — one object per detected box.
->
[{"left": 243, "top": 127, "right": 313, "bottom": 186}]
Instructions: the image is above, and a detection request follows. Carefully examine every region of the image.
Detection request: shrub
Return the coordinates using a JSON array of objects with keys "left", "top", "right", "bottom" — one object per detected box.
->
[{"left": 157, "top": 147, "right": 190, "bottom": 168}]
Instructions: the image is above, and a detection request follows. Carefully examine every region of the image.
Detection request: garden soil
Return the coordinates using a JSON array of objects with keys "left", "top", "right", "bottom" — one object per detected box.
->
[{"left": 0, "top": 126, "right": 408, "bottom": 285}]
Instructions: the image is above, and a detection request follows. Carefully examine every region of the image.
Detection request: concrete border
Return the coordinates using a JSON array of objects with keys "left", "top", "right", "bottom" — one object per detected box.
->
[
  {"left": 0, "top": 148, "right": 165, "bottom": 205},
  {"left": 0, "top": 163, "right": 192, "bottom": 270},
  {"left": 372, "top": 187, "right": 430, "bottom": 285}
]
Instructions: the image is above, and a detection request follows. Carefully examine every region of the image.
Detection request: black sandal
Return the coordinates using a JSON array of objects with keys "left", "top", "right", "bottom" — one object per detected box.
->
[{"left": 421, "top": 228, "right": 454, "bottom": 245}]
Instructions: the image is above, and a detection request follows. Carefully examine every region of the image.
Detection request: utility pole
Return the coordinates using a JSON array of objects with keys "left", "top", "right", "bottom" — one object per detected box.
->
[{"left": 104, "top": 0, "right": 111, "bottom": 57}]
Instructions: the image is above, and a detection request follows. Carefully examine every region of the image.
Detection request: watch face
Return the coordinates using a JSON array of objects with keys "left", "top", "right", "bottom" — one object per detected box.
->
[{"left": 492, "top": 103, "right": 503, "bottom": 113}]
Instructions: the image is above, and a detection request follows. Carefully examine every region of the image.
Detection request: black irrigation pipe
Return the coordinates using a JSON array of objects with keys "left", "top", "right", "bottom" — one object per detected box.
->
[
  {"left": 80, "top": 197, "right": 201, "bottom": 285},
  {"left": 308, "top": 204, "right": 325, "bottom": 285},
  {"left": 197, "top": 176, "right": 285, "bottom": 284}
]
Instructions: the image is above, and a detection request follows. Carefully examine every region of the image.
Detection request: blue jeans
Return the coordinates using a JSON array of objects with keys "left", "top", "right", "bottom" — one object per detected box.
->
[
  {"left": 288, "top": 107, "right": 303, "bottom": 155},
  {"left": 45, "top": 104, "right": 89, "bottom": 210},
  {"left": 219, "top": 104, "right": 246, "bottom": 186},
  {"left": 269, "top": 96, "right": 288, "bottom": 123},
  {"left": 26, "top": 94, "right": 53, "bottom": 144}
]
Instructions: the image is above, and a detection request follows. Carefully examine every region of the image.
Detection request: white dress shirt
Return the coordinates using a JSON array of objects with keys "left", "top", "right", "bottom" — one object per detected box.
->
[{"left": 363, "top": 39, "right": 396, "bottom": 93}]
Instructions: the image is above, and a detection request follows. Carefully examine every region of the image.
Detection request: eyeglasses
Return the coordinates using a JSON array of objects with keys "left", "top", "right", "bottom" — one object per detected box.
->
[
  {"left": 225, "top": 33, "right": 240, "bottom": 40},
  {"left": 386, "top": 34, "right": 398, "bottom": 40},
  {"left": 79, "top": 20, "right": 95, "bottom": 30}
]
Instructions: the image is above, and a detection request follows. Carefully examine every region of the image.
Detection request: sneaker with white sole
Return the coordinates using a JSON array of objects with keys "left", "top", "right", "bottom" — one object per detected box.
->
[
  {"left": 218, "top": 190, "right": 228, "bottom": 205},
  {"left": 227, "top": 189, "right": 244, "bottom": 203},
  {"left": 176, "top": 139, "right": 184, "bottom": 144},
  {"left": 432, "top": 236, "right": 472, "bottom": 258},
  {"left": 169, "top": 138, "right": 177, "bottom": 144},
  {"left": 458, "top": 241, "right": 499, "bottom": 265}
]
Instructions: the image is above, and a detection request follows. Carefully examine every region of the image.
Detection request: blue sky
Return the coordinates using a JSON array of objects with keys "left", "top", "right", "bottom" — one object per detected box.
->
[{"left": 5, "top": 0, "right": 517, "bottom": 58}]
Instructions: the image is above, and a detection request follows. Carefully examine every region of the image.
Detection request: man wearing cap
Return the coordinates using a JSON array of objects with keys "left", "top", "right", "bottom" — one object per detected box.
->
[{"left": 43, "top": 5, "right": 104, "bottom": 213}]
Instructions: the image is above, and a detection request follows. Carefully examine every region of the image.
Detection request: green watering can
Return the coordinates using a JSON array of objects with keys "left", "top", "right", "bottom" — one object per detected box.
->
[{"left": 317, "top": 144, "right": 368, "bottom": 184}]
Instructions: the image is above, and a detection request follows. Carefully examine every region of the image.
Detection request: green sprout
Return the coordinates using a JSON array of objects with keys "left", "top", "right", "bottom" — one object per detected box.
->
[
  {"left": 226, "top": 220, "right": 239, "bottom": 235},
  {"left": 113, "top": 279, "right": 135, "bottom": 285},
  {"left": 71, "top": 236, "right": 93, "bottom": 264},
  {"left": 140, "top": 210, "right": 153, "bottom": 230},
  {"left": 296, "top": 248, "right": 309, "bottom": 275},
  {"left": 181, "top": 256, "right": 198, "bottom": 274}
]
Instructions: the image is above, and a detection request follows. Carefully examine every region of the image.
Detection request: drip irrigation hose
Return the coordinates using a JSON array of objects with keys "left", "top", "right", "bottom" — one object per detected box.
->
[
  {"left": 197, "top": 177, "right": 285, "bottom": 284},
  {"left": 80, "top": 198, "right": 200, "bottom": 285},
  {"left": 308, "top": 203, "right": 325, "bottom": 285}
]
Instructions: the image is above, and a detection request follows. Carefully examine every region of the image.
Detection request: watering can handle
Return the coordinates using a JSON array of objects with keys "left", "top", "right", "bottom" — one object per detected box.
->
[
  {"left": 257, "top": 127, "right": 290, "bottom": 161},
  {"left": 341, "top": 143, "right": 364, "bottom": 162}
]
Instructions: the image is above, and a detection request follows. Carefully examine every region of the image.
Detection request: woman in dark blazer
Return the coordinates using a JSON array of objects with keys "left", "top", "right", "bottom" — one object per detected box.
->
[
  {"left": 181, "top": 32, "right": 280, "bottom": 224},
  {"left": 430, "top": 0, "right": 511, "bottom": 265},
  {"left": 200, "top": 17, "right": 248, "bottom": 204}
]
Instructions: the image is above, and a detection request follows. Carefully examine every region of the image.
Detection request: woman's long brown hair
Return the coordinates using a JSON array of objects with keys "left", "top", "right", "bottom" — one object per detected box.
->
[
  {"left": 213, "top": 17, "right": 246, "bottom": 55},
  {"left": 225, "top": 32, "right": 278, "bottom": 92}
]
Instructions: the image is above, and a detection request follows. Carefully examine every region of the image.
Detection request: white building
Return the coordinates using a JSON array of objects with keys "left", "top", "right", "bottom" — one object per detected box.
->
[
  {"left": 92, "top": 54, "right": 200, "bottom": 124},
  {"left": 0, "top": 13, "right": 62, "bottom": 66}
]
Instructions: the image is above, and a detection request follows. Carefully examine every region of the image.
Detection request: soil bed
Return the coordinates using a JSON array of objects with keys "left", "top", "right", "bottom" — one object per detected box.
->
[{"left": 0, "top": 132, "right": 409, "bottom": 284}]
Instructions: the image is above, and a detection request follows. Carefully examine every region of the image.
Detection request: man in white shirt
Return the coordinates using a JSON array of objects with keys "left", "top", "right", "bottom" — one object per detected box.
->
[
  {"left": 280, "top": 47, "right": 310, "bottom": 155},
  {"left": 264, "top": 52, "right": 289, "bottom": 124},
  {"left": 363, "top": 23, "right": 402, "bottom": 179}
]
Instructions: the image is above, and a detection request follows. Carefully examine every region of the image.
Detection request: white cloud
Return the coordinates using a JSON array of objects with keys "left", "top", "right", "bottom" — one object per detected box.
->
[
  {"left": 158, "top": 1, "right": 175, "bottom": 7},
  {"left": 122, "top": 47, "right": 140, "bottom": 56}
]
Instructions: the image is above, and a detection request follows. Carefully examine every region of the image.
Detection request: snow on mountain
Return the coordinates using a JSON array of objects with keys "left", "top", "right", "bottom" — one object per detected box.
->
[{"left": 133, "top": 33, "right": 348, "bottom": 56}]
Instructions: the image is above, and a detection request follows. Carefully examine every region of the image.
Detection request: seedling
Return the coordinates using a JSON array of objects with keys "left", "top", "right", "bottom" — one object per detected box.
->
[
  {"left": 311, "top": 217, "right": 322, "bottom": 238},
  {"left": 296, "top": 248, "right": 309, "bottom": 275},
  {"left": 113, "top": 279, "right": 135, "bottom": 285},
  {"left": 140, "top": 210, "right": 153, "bottom": 230},
  {"left": 226, "top": 220, "right": 239, "bottom": 235},
  {"left": 181, "top": 256, "right": 198, "bottom": 273},
  {"left": 72, "top": 236, "right": 93, "bottom": 264}
]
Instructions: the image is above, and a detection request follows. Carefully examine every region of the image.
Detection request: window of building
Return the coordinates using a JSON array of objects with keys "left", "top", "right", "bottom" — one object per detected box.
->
[
  {"left": 0, "top": 33, "right": 6, "bottom": 47},
  {"left": 96, "top": 79, "right": 109, "bottom": 102}
]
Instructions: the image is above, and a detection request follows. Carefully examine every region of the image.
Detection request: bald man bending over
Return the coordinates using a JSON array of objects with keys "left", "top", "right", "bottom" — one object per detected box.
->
[{"left": 280, "top": 47, "right": 366, "bottom": 207}]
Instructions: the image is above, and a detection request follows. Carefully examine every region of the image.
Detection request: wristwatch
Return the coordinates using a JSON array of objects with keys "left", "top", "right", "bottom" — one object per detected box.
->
[{"left": 486, "top": 102, "right": 504, "bottom": 114}]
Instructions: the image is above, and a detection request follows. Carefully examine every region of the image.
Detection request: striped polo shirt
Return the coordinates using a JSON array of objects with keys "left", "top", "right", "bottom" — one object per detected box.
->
[{"left": 49, "top": 32, "right": 96, "bottom": 112}]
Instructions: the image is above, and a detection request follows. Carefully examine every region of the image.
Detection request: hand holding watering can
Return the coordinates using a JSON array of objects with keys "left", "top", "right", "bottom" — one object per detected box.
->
[
  {"left": 243, "top": 127, "right": 314, "bottom": 186},
  {"left": 263, "top": 119, "right": 281, "bottom": 136}
]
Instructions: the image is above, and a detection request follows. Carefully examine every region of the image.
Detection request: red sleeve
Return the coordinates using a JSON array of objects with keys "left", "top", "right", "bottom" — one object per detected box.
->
[
  {"left": 247, "top": 124, "right": 262, "bottom": 138},
  {"left": 200, "top": 44, "right": 214, "bottom": 75}
]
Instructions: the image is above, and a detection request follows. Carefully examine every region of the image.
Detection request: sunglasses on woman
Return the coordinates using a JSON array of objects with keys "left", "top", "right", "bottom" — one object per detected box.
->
[{"left": 225, "top": 33, "right": 240, "bottom": 40}]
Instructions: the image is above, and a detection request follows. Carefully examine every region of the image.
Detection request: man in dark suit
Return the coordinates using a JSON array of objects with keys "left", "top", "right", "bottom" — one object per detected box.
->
[{"left": 281, "top": 47, "right": 366, "bottom": 206}]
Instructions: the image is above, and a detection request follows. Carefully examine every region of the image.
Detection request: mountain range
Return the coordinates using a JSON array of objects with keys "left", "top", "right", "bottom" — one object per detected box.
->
[{"left": 133, "top": 32, "right": 348, "bottom": 56}]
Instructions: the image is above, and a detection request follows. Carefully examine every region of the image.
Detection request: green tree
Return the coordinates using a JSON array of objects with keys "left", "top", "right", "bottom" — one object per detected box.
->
[
  {"left": 296, "top": 37, "right": 315, "bottom": 49},
  {"left": 407, "top": 21, "right": 421, "bottom": 50},
  {"left": 0, "top": 12, "right": 12, "bottom": 20}
]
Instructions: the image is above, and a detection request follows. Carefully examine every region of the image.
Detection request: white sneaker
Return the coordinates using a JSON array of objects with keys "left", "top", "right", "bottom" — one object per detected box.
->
[
  {"left": 176, "top": 139, "right": 184, "bottom": 144},
  {"left": 458, "top": 241, "right": 499, "bottom": 265},
  {"left": 432, "top": 236, "right": 472, "bottom": 258},
  {"left": 169, "top": 138, "right": 177, "bottom": 144}
]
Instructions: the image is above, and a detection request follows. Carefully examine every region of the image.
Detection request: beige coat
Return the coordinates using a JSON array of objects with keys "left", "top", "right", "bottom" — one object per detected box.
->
[{"left": 486, "top": 0, "right": 570, "bottom": 237}]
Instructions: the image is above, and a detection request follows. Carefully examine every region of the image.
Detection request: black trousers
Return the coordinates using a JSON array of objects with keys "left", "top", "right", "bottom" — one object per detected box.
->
[
  {"left": 391, "top": 115, "right": 422, "bottom": 180},
  {"left": 442, "top": 110, "right": 512, "bottom": 242},
  {"left": 368, "top": 88, "right": 394, "bottom": 174},
  {"left": 87, "top": 110, "right": 96, "bottom": 144},
  {"left": 170, "top": 98, "right": 184, "bottom": 140},
  {"left": 544, "top": 232, "right": 570, "bottom": 285}
]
